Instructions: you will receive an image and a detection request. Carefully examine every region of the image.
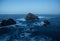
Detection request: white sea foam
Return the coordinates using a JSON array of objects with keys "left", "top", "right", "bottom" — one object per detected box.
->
[
  {"left": 16, "top": 18, "right": 25, "bottom": 21},
  {"left": 39, "top": 16, "right": 53, "bottom": 19},
  {"left": 39, "top": 16, "right": 46, "bottom": 18}
]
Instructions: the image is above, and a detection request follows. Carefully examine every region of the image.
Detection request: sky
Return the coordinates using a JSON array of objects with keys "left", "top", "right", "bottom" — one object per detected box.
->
[{"left": 0, "top": 0, "right": 60, "bottom": 14}]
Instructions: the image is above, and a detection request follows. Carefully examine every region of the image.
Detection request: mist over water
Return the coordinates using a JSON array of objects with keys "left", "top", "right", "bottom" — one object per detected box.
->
[{"left": 0, "top": 14, "right": 60, "bottom": 41}]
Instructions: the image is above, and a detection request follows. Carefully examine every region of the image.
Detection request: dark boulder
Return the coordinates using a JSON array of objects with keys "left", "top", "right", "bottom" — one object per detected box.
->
[
  {"left": 43, "top": 19, "right": 50, "bottom": 26},
  {"left": 0, "top": 18, "right": 16, "bottom": 26},
  {"left": 25, "top": 13, "right": 39, "bottom": 21}
]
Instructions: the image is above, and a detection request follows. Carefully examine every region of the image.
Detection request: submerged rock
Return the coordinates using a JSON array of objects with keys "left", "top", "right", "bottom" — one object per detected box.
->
[
  {"left": 25, "top": 13, "right": 39, "bottom": 21},
  {"left": 43, "top": 19, "right": 50, "bottom": 26},
  {"left": 0, "top": 18, "right": 16, "bottom": 26}
]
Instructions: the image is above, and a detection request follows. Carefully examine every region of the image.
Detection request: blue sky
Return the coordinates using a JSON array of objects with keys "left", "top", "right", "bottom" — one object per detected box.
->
[{"left": 0, "top": 0, "right": 60, "bottom": 14}]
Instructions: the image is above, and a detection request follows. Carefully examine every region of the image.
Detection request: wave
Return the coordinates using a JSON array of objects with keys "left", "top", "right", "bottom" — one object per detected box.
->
[
  {"left": 16, "top": 16, "right": 45, "bottom": 22},
  {"left": 16, "top": 16, "right": 53, "bottom": 21}
]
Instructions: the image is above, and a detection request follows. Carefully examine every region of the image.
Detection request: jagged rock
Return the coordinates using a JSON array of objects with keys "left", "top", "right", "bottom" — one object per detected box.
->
[
  {"left": 25, "top": 13, "right": 39, "bottom": 21},
  {"left": 43, "top": 19, "right": 50, "bottom": 26},
  {"left": 0, "top": 18, "right": 16, "bottom": 26}
]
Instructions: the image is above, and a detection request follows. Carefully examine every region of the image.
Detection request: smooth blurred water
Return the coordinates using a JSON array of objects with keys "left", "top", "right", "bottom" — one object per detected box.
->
[{"left": 0, "top": 14, "right": 60, "bottom": 41}]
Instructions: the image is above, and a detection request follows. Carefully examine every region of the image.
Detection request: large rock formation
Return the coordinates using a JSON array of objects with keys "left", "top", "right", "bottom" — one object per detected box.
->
[
  {"left": 0, "top": 18, "right": 16, "bottom": 26},
  {"left": 25, "top": 13, "right": 39, "bottom": 21}
]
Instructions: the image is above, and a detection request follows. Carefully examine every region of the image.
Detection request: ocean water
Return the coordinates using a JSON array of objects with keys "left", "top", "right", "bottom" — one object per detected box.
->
[{"left": 0, "top": 14, "right": 60, "bottom": 41}]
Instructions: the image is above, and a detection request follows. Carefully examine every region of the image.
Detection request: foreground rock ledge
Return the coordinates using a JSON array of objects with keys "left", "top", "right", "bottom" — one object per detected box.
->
[{"left": 25, "top": 13, "right": 39, "bottom": 21}]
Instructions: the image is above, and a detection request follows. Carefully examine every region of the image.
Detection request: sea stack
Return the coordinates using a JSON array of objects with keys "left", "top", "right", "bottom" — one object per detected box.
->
[{"left": 25, "top": 13, "right": 39, "bottom": 21}]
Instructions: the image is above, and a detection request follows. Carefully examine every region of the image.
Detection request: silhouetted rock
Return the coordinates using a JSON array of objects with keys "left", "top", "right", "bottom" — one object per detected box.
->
[
  {"left": 0, "top": 18, "right": 16, "bottom": 26},
  {"left": 25, "top": 13, "right": 39, "bottom": 21},
  {"left": 43, "top": 19, "right": 50, "bottom": 26}
]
